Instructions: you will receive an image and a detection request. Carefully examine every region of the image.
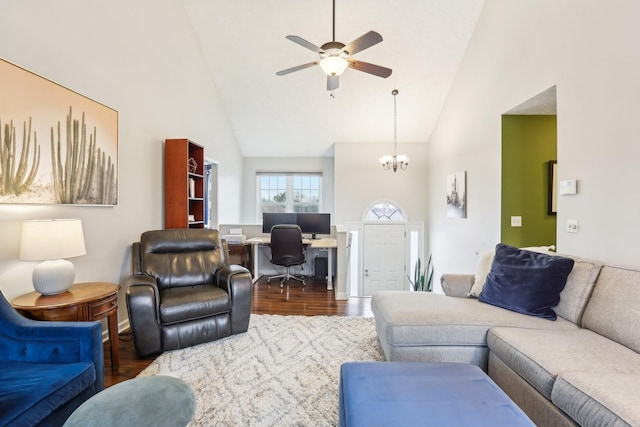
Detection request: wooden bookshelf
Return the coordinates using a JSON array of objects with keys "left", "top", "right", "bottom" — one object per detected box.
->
[{"left": 164, "top": 139, "right": 205, "bottom": 228}]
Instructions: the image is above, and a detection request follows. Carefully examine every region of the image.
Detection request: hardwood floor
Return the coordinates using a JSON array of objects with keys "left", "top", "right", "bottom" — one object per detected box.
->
[{"left": 104, "top": 278, "right": 372, "bottom": 387}]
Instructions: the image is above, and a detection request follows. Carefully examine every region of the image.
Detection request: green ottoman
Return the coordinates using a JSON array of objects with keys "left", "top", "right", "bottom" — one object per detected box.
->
[{"left": 63, "top": 376, "right": 195, "bottom": 427}]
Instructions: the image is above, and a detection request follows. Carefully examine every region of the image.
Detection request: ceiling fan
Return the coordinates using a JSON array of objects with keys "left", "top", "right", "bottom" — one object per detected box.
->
[{"left": 276, "top": 0, "right": 392, "bottom": 91}]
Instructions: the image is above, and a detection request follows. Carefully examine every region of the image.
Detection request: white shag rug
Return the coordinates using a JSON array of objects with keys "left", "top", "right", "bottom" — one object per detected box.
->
[{"left": 138, "top": 314, "right": 384, "bottom": 427}]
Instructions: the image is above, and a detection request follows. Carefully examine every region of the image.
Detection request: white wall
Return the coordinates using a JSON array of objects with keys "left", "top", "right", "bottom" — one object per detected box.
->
[
  {"left": 0, "top": 0, "right": 244, "bottom": 326},
  {"left": 334, "top": 142, "right": 429, "bottom": 224},
  {"left": 241, "top": 157, "right": 334, "bottom": 224},
  {"left": 428, "top": 0, "right": 640, "bottom": 280}
]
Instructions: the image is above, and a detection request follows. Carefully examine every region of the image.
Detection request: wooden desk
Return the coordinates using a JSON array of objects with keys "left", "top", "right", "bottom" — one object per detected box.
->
[
  {"left": 227, "top": 242, "right": 253, "bottom": 276},
  {"left": 246, "top": 236, "right": 338, "bottom": 289},
  {"left": 11, "top": 282, "right": 121, "bottom": 371}
]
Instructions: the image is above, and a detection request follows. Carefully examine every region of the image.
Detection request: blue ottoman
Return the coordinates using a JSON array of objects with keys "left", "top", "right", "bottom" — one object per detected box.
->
[
  {"left": 339, "top": 362, "right": 534, "bottom": 427},
  {"left": 63, "top": 375, "right": 195, "bottom": 427}
]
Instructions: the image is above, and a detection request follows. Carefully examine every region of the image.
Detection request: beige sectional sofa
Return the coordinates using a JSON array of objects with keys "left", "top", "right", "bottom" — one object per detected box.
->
[{"left": 371, "top": 251, "right": 640, "bottom": 427}]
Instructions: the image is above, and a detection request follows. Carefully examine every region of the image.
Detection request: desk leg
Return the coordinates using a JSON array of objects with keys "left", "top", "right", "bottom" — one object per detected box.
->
[
  {"left": 107, "top": 311, "right": 120, "bottom": 371},
  {"left": 252, "top": 243, "right": 260, "bottom": 283},
  {"left": 327, "top": 248, "right": 334, "bottom": 291}
]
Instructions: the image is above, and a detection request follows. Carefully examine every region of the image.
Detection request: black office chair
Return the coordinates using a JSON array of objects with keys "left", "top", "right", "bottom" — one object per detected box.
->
[{"left": 267, "top": 224, "right": 306, "bottom": 287}]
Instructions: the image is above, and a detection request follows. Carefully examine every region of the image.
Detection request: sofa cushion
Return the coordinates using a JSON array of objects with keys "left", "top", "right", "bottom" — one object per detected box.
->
[
  {"left": 469, "top": 250, "right": 495, "bottom": 297},
  {"left": 487, "top": 327, "right": 640, "bottom": 400},
  {"left": 372, "top": 292, "right": 578, "bottom": 350},
  {"left": 160, "top": 285, "right": 230, "bottom": 325},
  {"left": 479, "top": 244, "right": 574, "bottom": 319},
  {"left": 551, "top": 371, "right": 639, "bottom": 427},
  {"left": 582, "top": 265, "right": 640, "bottom": 353},
  {"left": 0, "top": 360, "right": 96, "bottom": 426},
  {"left": 553, "top": 256, "right": 601, "bottom": 325}
]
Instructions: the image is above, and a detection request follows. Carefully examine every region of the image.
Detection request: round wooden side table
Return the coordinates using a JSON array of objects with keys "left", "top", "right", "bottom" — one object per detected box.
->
[{"left": 11, "top": 282, "right": 121, "bottom": 371}]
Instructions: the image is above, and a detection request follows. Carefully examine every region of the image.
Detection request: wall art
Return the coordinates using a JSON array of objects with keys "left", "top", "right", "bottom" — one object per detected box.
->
[
  {"left": 0, "top": 57, "right": 118, "bottom": 205},
  {"left": 446, "top": 171, "right": 466, "bottom": 218}
]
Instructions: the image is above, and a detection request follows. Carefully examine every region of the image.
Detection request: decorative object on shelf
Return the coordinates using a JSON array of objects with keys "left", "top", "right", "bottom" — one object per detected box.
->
[
  {"left": 188, "top": 157, "right": 197, "bottom": 173},
  {"left": 276, "top": 0, "right": 391, "bottom": 92},
  {"left": 19, "top": 219, "right": 86, "bottom": 295},
  {"left": 446, "top": 171, "right": 466, "bottom": 218},
  {"left": 189, "top": 178, "right": 195, "bottom": 198},
  {"left": 0, "top": 57, "right": 118, "bottom": 205},
  {"left": 188, "top": 215, "right": 195, "bottom": 222},
  {"left": 380, "top": 89, "right": 409, "bottom": 172}
]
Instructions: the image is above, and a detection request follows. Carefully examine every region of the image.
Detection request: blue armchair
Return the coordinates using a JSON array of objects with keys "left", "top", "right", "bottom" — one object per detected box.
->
[{"left": 0, "top": 291, "right": 103, "bottom": 427}]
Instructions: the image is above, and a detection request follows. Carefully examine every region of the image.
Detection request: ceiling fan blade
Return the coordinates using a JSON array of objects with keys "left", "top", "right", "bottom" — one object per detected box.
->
[
  {"left": 348, "top": 59, "right": 392, "bottom": 78},
  {"left": 327, "top": 75, "right": 339, "bottom": 91},
  {"left": 285, "top": 35, "right": 323, "bottom": 53},
  {"left": 276, "top": 62, "right": 318, "bottom": 76},
  {"left": 342, "top": 31, "right": 383, "bottom": 56}
]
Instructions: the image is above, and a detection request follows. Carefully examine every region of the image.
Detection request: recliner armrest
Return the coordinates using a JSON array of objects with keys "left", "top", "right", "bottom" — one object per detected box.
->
[
  {"left": 216, "top": 265, "right": 252, "bottom": 334},
  {"left": 440, "top": 274, "right": 475, "bottom": 298},
  {"left": 124, "top": 274, "right": 163, "bottom": 357}
]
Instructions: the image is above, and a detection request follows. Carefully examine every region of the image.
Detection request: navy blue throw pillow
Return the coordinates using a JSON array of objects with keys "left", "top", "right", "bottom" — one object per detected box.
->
[{"left": 478, "top": 243, "right": 574, "bottom": 320}]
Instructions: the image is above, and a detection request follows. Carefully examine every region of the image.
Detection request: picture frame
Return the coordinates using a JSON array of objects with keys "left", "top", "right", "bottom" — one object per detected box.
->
[
  {"left": 548, "top": 160, "right": 557, "bottom": 215},
  {"left": 0, "top": 57, "right": 118, "bottom": 205},
  {"left": 446, "top": 171, "right": 466, "bottom": 218}
]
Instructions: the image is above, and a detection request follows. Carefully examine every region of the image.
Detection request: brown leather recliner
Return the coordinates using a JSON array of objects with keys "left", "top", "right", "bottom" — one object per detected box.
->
[{"left": 124, "top": 229, "right": 252, "bottom": 357}]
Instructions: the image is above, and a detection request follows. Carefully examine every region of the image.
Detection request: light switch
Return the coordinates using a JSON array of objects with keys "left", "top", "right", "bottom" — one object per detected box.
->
[
  {"left": 567, "top": 220, "right": 579, "bottom": 233},
  {"left": 511, "top": 216, "right": 522, "bottom": 227}
]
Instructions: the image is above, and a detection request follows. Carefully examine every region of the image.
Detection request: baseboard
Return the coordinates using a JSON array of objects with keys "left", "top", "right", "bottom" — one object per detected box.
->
[
  {"left": 336, "top": 292, "right": 348, "bottom": 300},
  {"left": 101, "top": 318, "right": 130, "bottom": 342}
]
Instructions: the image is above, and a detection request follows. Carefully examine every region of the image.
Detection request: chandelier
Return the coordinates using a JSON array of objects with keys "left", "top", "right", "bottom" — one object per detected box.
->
[{"left": 379, "top": 89, "right": 409, "bottom": 172}]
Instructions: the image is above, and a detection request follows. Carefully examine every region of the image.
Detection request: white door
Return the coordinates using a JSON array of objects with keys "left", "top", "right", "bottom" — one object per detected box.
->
[{"left": 362, "top": 224, "right": 406, "bottom": 296}]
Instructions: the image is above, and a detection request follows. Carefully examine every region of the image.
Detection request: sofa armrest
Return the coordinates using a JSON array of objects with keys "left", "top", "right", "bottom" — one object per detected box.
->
[
  {"left": 440, "top": 274, "right": 475, "bottom": 298},
  {"left": 217, "top": 264, "right": 252, "bottom": 334},
  {"left": 124, "top": 274, "right": 162, "bottom": 357},
  {"left": 0, "top": 292, "right": 104, "bottom": 390}
]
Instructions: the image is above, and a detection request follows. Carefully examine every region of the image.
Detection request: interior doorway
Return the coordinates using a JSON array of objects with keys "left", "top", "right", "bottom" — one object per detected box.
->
[
  {"left": 204, "top": 160, "right": 218, "bottom": 229},
  {"left": 501, "top": 86, "right": 558, "bottom": 247}
]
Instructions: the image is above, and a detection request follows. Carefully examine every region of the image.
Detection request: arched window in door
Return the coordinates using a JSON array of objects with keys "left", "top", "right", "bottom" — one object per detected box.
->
[{"left": 365, "top": 202, "right": 404, "bottom": 221}]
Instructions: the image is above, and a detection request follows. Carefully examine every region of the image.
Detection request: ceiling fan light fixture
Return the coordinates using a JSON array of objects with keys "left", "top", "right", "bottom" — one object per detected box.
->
[{"left": 319, "top": 55, "right": 349, "bottom": 76}]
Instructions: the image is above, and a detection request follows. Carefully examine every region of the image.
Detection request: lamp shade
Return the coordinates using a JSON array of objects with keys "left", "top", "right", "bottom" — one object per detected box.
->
[
  {"left": 20, "top": 219, "right": 86, "bottom": 261},
  {"left": 319, "top": 56, "right": 349, "bottom": 76},
  {"left": 20, "top": 219, "right": 86, "bottom": 295}
]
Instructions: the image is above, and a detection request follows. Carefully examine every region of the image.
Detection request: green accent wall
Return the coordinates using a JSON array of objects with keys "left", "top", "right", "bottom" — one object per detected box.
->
[{"left": 501, "top": 115, "right": 557, "bottom": 247}]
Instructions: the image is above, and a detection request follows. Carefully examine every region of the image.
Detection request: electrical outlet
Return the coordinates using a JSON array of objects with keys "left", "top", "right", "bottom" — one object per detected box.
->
[
  {"left": 567, "top": 220, "right": 579, "bottom": 233},
  {"left": 511, "top": 216, "right": 522, "bottom": 227}
]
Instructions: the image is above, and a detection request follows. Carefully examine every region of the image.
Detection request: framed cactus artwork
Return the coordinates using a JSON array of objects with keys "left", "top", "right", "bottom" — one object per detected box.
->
[{"left": 0, "top": 57, "right": 118, "bottom": 205}]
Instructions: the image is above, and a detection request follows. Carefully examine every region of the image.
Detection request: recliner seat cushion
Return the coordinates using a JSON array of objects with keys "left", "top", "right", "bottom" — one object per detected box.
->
[
  {"left": 0, "top": 360, "right": 96, "bottom": 426},
  {"left": 160, "top": 285, "right": 230, "bottom": 325}
]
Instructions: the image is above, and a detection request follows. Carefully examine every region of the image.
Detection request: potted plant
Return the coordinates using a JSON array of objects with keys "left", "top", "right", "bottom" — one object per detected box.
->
[{"left": 408, "top": 254, "right": 434, "bottom": 292}]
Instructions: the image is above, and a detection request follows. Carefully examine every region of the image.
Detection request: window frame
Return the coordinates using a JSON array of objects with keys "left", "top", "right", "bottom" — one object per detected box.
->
[{"left": 256, "top": 172, "right": 323, "bottom": 222}]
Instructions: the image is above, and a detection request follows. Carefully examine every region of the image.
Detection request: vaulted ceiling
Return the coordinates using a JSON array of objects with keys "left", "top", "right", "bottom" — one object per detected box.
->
[{"left": 183, "top": 0, "right": 485, "bottom": 157}]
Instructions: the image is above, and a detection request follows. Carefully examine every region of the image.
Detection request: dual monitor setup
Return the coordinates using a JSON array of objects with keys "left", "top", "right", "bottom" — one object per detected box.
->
[{"left": 262, "top": 212, "right": 331, "bottom": 239}]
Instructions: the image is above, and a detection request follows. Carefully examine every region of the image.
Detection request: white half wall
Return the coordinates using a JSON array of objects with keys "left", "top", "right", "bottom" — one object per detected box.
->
[
  {"left": 0, "top": 0, "right": 244, "bottom": 326},
  {"left": 428, "top": 0, "right": 640, "bottom": 279}
]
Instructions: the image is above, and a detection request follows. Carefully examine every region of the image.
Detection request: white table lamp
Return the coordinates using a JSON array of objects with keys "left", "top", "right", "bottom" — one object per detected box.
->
[{"left": 19, "top": 219, "right": 86, "bottom": 295}]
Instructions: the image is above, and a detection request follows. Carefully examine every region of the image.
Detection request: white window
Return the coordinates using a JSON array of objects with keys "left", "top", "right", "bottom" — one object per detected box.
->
[
  {"left": 257, "top": 173, "right": 322, "bottom": 219},
  {"left": 365, "top": 202, "right": 404, "bottom": 221}
]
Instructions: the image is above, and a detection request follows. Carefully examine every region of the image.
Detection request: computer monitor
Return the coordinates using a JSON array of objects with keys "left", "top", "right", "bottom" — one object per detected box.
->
[
  {"left": 262, "top": 212, "right": 297, "bottom": 233},
  {"left": 296, "top": 213, "right": 331, "bottom": 239}
]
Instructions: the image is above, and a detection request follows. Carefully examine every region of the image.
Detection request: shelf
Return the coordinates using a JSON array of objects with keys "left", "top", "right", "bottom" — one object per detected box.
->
[{"left": 165, "top": 139, "right": 205, "bottom": 229}]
